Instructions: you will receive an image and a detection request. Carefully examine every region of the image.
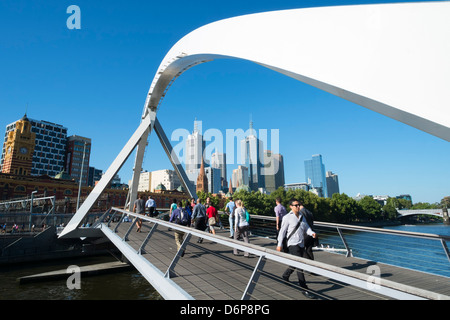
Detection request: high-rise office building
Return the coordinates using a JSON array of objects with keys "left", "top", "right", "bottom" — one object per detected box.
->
[
  {"left": 88, "top": 167, "right": 103, "bottom": 187},
  {"left": 211, "top": 152, "right": 227, "bottom": 189},
  {"left": 326, "top": 171, "right": 340, "bottom": 198},
  {"left": 185, "top": 119, "right": 204, "bottom": 172},
  {"left": 232, "top": 165, "right": 249, "bottom": 188},
  {"left": 304, "top": 154, "right": 328, "bottom": 198},
  {"left": 66, "top": 135, "right": 91, "bottom": 186},
  {"left": 240, "top": 121, "right": 265, "bottom": 191},
  {"left": 1, "top": 116, "right": 68, "bottom": 177},
  {"left": 204, "top": 166, "right": 221, "bottom": 194},
  {"left": 263, "top": 150, "right": 285, "bottom": 193}
]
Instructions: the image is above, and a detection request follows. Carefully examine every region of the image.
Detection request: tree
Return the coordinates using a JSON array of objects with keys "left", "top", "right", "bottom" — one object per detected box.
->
[
  {"left": 329, "top": 193, "right": 358, "bottom": 223},
  {"left": 411, "top": 202, "right": 440, "bottom": 209},
  {"left": 440, "top": 196, "right": 450, "bottom": 209},
  {"left": 382, "top": 203, "right": 398, "bottom": 220},
  {"left": 358, "top": 196, "right": 382, "bottom": 221},
  {"left": 196, "top": 191, "right": 220, "bottom": 208}
]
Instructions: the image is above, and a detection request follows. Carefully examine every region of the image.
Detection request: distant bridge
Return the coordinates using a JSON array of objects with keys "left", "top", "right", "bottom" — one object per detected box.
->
[{"left": 397, "top": 209, "right": 448, "bottom": 219}]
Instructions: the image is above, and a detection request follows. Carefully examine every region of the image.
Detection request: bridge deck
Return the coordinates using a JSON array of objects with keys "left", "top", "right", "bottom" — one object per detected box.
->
[{"left": 108, "top": 220, "right": 450, "bottom": 300}]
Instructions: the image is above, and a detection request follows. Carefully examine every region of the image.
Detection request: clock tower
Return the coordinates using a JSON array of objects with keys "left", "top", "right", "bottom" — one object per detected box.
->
[{"left": 2, "top": 114, "right": 36, "bottom": 176}]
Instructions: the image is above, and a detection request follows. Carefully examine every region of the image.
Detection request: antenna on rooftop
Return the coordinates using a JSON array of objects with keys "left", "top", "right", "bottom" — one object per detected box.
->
[{"left": 194, "top": 117, "right": 198, "bottom": 133}]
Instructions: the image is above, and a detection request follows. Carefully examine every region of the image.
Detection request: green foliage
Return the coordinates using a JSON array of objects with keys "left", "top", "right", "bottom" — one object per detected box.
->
[
  {"left": 196, "top": 190, "right": 220, "bottom": 208},
  {"left": 441, "top": 196, "right": 450, "bottom": 209},
  {"left": 410, "top": 201, "right": 440, "bottom": 209},
  {"left": 358, "top": 196, "right": 382, "bottom": 220},
  {"left": 221, "top": 187, "right": 403, "bottom": 223},
  {"left": 205, "top": 188, "right": 450, "bottom": 224}
]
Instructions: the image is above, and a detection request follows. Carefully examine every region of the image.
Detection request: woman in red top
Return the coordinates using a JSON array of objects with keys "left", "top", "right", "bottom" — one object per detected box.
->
[{"left": 206, "top": 205, "right": 219, "bottom": 235}]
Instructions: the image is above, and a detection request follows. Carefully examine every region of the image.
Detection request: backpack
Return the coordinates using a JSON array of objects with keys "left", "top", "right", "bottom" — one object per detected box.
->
[
  {"left": 245, "top": 209, "right": 251, "bottom": 223},
  {"left": 176, "top": 208, "right": 190, "bottom": 226}
]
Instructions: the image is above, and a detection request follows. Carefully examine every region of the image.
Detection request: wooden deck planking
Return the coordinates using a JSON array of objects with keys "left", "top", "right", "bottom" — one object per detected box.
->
[{"left": 107, "top": 220, "right": 450, "bottom": 300}]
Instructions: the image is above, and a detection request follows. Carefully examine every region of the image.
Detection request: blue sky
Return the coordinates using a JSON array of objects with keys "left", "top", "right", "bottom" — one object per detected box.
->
[{"left": 1, "top": 0, "right": 448, "bottom": 204}]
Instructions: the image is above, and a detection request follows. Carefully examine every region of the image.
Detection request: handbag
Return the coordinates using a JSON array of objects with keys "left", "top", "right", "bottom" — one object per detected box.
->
[{"left": 208, "top": 216, "right": 216, "bottom": 226}]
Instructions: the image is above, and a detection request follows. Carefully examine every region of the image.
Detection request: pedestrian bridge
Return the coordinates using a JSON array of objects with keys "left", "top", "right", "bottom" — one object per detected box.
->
[
  {"left": 74, "top": 207, "right": 450, "bottom": 300},
  {"left": 56, "top": 2, "right": 450, "bottom": 300},
  {"left": 397, "top": 209, "right": 449, "bottom": 219}
]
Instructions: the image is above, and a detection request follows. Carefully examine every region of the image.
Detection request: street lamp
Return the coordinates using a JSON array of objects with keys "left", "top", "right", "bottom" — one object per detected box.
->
[
  {"left": 29, "top": 190, "right": 37, "bottom": 231},
  {"left": 76, "top": 141, "right": 87, "bottom": 211}
]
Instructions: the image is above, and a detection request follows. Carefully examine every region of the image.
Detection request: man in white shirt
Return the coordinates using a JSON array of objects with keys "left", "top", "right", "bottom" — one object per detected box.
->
[
  {"left": 277, "top": 199, "right": 316, "bottom": 298},
  {"left": 145, "top": 196, "right": 156, "bottom": 217},
  {"left": 225, "top": 198, "right": 236, "bottom": 238}
]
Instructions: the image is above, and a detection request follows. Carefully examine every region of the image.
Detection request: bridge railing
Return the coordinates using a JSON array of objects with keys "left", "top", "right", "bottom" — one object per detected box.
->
[
  {"left": 96, "top": 207, "right": 449, "bottom": 300},
  {"left": 246, "top": 215, "right": 450, "bottom": 278}
]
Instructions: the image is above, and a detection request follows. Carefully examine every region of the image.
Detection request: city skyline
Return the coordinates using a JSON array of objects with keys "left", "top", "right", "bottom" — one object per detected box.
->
[{"left": 1, "top": 0, "right": 449, "bottom": 204}]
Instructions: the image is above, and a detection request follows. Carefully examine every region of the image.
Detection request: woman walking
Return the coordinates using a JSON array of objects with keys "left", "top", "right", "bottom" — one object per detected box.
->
[{"left": 233, "top": 200, "right": 250, "bottom": 257}]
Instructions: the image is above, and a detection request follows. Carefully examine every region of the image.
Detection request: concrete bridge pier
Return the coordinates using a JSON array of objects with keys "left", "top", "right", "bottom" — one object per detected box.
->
[{"left": 443, "top": 208, "right": 449, "bottom": 225}]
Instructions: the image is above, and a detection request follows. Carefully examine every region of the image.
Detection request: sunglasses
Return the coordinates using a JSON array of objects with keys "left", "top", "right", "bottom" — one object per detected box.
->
[{"left": 291, "top": 204, "right": 300, "bottom": 207}]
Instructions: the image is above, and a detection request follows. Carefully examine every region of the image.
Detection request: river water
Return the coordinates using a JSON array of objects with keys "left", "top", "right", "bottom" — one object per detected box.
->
[
  {"left": 317, "top": 223, "right": 450, "bottom": 278},
  {"left": 0, "top": 255, "right": 162, "bottom": 300},
  {"left": 1, "top": 223, "right": 448, "bottom": 300}
]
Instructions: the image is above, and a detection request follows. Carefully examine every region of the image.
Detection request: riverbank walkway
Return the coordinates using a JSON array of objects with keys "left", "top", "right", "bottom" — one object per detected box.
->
[{"left": 96, "top": 208, "right": 450, "bottom": 300}]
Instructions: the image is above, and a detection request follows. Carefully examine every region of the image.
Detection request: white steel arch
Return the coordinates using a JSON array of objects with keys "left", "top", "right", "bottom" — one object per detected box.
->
[
  {"left": 145, "top": 2, "right": 450, "bottom": 140},
  {"left": 60, "top": 2, "right": 450, "bottom": 238}
]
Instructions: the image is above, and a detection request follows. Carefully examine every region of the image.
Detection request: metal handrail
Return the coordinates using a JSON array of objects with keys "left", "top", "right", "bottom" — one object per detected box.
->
[
  {"left": 97, "top": 207, "right": 449, "bottom": 300},
  {"left": 247, "top": 214, "right": 450, "bottom": 240},
  {"left": 248, "top": 215, "right": 450, "bottom": 264}
]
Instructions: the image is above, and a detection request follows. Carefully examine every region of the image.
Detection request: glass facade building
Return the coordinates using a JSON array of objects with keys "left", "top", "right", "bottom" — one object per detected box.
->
[{"left": 304, "top": 154, "right": 328, "bottom": 198}]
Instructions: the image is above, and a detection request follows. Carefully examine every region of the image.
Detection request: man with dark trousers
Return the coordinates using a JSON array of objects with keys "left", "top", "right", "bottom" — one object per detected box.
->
[{"left": 277, "top": 199, "right": 316, "bottom": 298}]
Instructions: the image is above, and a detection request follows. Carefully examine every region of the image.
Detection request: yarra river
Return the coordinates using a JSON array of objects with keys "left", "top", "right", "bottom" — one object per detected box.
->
[{"left": 0, "top": 223, "right": 448, "bottom": 300}]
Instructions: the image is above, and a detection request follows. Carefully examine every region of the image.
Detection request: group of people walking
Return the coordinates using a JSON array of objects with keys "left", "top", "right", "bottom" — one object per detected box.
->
[
  {"left": 132, "top": 193, "right": 318, "bottom": 298},
  {"left": 169, "top": 196, "right": 221, "bottom": 250}
]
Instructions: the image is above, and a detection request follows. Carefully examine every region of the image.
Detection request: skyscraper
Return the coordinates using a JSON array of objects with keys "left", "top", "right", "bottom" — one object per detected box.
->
[
  {"left": 304, "top": 154, "right": 328, "bottom": 198},
  {"left": 263, "top": 150, "right": 285, "bottom": 193},
  {"left": 211, "top": 152, "right": 227, "bottom": 189},
  {"left": 66, "top": 135, "right": 91, "bottom": 186},
  {"left": 185, "top": 119, "right": 204, "bottom": 172},
  {"left": 326, "top": 171, "right": 340, "bottom": 198},
  {"left": 240, "top": 121, "right": 265, "bottom": 191}
]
